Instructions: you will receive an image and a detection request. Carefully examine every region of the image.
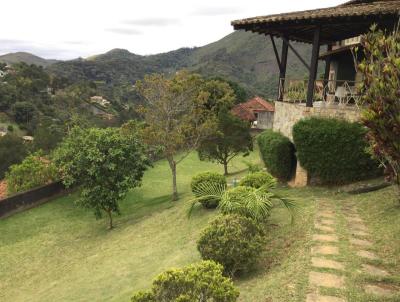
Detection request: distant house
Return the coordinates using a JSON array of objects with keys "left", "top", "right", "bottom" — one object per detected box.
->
[
  {"left": 90, "top": 96, "right": 110, "bottom": 107},
  {"left": 22, "top": 136, "right": 34, "bottom": 142},
  {"left": 231, "top": 96, "right": 275, "bottom": 129},
  {"left": 0, "top": 131, "right": 7, "bottom": 137}
]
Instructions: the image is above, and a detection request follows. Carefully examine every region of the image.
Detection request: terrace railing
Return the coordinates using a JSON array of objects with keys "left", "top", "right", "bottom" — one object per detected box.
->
[{"left": 278, "top": 78, "right": 363, "bottom": 106}]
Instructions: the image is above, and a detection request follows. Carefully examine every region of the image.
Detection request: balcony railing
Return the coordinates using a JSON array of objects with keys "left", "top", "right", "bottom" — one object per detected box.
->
[{"left": 278, "top": 79, "right": 363, "bottom": 107}]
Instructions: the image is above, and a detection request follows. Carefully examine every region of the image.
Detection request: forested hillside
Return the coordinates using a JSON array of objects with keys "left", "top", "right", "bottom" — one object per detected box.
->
[{"left": 47, "top": 31, "right": 312, "bottom": 98}]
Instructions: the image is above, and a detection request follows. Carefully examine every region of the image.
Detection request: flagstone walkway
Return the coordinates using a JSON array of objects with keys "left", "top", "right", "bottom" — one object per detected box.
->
[{"left": 305, "top": 199, "right": 396, "bottom": 302}]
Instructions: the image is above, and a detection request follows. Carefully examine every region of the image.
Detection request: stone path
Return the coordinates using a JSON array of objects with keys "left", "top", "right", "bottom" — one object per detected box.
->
[
  {"left": 307, "top": 200, "right": 346, "bottom": 302},
  {"left": 306, "top": 200, "right": 397, "bottom": 301}
]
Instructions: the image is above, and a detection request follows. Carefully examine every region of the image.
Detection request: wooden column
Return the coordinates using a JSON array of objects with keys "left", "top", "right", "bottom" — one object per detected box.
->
[
  {"left": 323, "top": 45, "right": 332, "bottom": 100},
  {"left": 306, "top": 26, "right": 321, "bottom": 107},
  {"left": 278, "top": 37, "right": 289, "bottom": 101}
]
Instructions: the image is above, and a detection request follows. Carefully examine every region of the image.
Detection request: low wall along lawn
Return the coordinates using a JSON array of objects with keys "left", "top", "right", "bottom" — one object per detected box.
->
[{"left": 0, "top": 181, "right": 66, "bottom": 218}]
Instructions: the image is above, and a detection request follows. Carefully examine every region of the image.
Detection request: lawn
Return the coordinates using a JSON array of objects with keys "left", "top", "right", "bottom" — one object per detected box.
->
[{"left": 0, "top": 150, "right": 399, "bottom": 302}]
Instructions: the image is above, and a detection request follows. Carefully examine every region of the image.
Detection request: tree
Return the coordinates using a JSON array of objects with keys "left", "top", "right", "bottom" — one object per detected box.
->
[
  {"left": 136, "top": 71, "right": 218, "bottom": 200},
  {"left": 33, "top": 117, "right": 64, "bottom": 153},
  {"left": 358, "top": 25, "right": 400, "bottom": 199},
  {"left": 198, "top": 110, "right": 253, "bottom": 175},
  {"left": 54, "top": 127, "right": 150, "bottom": 229},
  {"left": 6, "top": 152, "right": 58, "bottom": 195},
  {"left": 12, "top": 101, "right": 36, "bottom": 125},
  {"left": 0, "top": 134, "right": 28, "bottom": 178}
]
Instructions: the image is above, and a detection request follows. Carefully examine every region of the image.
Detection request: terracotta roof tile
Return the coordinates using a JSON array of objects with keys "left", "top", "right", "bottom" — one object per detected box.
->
[{"left": 231, "top": 104, "right": 256, "bottom": 121}]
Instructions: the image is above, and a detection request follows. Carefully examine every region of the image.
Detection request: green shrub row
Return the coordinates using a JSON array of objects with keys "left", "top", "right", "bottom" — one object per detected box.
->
[
  {"left": 190, "top": 172, "right": 227, "bottom": 208},
  {"left": 257, "top": 130, "right": 296, "bottom": 181},
  {"left": 292, "top": 117, "right": 381, "bottom": 184}
]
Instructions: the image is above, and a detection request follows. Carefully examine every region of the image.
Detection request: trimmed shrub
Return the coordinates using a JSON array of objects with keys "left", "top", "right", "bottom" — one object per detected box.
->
[
  {"left": 257, "top": 130, "right": 296, "bottom": 181},
  {"left": 292, "top": 117, "right": 381, "bottom": 184},
  {"left": 191, "top": 172, "right": 227, "bottom": 208},
  {"left": 197, "top": 214, "right": 264, "bottom": 276},
  {"left": 131, "top": 261, "right": 239, "bottom": 302},
  {"left": 239, "top": 171, "right": 277, "bottom": 189}
]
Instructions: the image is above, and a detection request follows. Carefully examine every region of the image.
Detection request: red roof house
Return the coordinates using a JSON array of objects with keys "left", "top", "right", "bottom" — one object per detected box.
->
[{"left": 231, "top": 96, "right": 275, "bottom": 129}]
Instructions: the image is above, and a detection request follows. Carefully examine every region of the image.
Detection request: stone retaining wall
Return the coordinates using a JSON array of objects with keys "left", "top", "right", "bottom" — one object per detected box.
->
[{"left": 273, "top": 102, "right": 361, "bottom": 140}]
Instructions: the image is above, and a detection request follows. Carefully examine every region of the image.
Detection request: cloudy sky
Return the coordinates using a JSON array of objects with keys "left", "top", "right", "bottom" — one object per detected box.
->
[{"left": 1, "top": 0, "right": 345, "bottom": 60}]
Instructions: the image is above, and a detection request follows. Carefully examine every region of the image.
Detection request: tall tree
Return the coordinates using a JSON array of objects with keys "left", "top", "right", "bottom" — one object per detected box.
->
[
  {"left": 54, "top": 127, "right": 150, "bottom": 229},
  {"left": 198, "top": 110, "right": 253, "bottom": 175},
  {"left": 0, "top": 134, "right": 28, "bottom": 178},
  {"left": 136, "top": 71, "right": 219, "bottom": 200},
  {"left": 358, "top": 25, "right": 400, "bottom": 200}
]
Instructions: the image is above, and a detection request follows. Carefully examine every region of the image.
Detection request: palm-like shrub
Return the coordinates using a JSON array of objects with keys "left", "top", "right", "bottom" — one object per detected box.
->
[
  {"left": 191, "top": 172, "right": 227, "bottom": 208},
  {"left": 238, "top": 171, "right": 276, "bottom": 189},
  {"left": 131, "top": 260, "right": 239, "bottom": 302},
  {"left": 189, "top": 181, "right": 295, "bottom": 223},
  {"left": 197, "top": 214, "right": 264, "bottom": 277}
]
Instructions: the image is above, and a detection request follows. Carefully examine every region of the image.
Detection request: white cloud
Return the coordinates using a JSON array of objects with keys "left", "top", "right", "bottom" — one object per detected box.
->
[{"left": 0, "top": 0, "right": 345, "bottom": 60}]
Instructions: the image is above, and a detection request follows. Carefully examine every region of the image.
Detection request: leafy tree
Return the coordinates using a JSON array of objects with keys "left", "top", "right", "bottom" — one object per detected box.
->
[
  {"left": 131, "top": 261, "right": 239, "bottom": 302},
  {"left": 33, "top": 118, "right": 64, "bottom": 153},
  {"left": 0, "top": 134, "right": 28, "bottom": 178},
  {"left": 358, "top": 25, "right": 400, "bottom": 199},
  {"left": 12, "top": 101, "right": 36, "bottom": 124},
  {"left": 54, "top": 127, "right": 150, "bottom": 229},
  {"left": 198, "top": 110, "right": 253, "bottom": 175},
  {"left": 6, "top": 152, "right": 58, "bottom": 195},
  {"left": 209, "top": 76, "right": 249, "bottom": 104},
  {"left": 136, "top": 71, "right": 218, "bottom": 200}
]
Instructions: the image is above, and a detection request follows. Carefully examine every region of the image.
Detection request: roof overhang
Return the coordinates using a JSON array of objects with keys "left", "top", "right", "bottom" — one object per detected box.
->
[{"left": 232, "top": 1, "right": 400, "bottom": 44}]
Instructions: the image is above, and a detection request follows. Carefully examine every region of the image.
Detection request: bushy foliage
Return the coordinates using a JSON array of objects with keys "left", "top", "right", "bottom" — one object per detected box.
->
[
  {"left": 197, "top": 110, "right": 253, "bottom": 175},
  {"left": 131, "top": 261, "right": 239, "bottom": 302},
  {"left": 0, "top": 134, "right": 27, "bottom": 178},
  {"left": 358, "top": 26, "right": 400, "bottom": 197},
  {"left": 6, "top": 152, "right": 58, "bottom": 195},
  {"left": 239, "top": 171, "right": 276, "bottom": 189},
  {"left": 54, "top": 126, "right": 150, "bottom": 229},
  {"left": 293, "top": 117, "right": 380, "bottom": 184},
  {"left": 191, "top": 172, "right": 227, "bottom": 208},
  {"left": 257, "top": 130, "right": 296, "bottom": 181},
  {"left": 197, "top": 214, "right": 264, "bottom": 276}
]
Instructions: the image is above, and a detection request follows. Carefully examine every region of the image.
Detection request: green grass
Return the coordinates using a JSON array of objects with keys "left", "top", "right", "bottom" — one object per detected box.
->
[{"left": 1, "top": 151, "right": 399, "bottom": 302}]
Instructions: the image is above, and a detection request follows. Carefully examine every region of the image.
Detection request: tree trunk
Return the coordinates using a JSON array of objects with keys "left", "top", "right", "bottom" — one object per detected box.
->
[
  {"left": 107, "top": 210, "right": 113, "bottom": 230},
  {"left": 168, "top": 157, "right": 178, "bottom": 201},
  {"left": 223, "top": 161, "right": 228, "bottom": 176}
]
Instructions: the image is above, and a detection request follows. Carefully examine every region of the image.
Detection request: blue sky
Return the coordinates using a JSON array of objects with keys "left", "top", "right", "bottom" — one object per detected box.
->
[{"left": 1, "top": 0, "right": 344, "bottom": 59}]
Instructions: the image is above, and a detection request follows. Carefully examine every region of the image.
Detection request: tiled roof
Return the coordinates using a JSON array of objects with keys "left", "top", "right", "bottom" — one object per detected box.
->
[
  {"left": 243, "top": 97, "right": 275, "bottom": 112},
  {"left": 231, "top": 1, "right": 400, "bottom": 27},
  {"left": 231, "top": 103, "right": 256, "bottom": 121}
]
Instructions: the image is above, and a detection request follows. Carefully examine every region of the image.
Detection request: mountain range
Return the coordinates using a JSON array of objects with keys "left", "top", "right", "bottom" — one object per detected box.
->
[{"left": 0, "top": 31, "right": 313, "bottom": 98}]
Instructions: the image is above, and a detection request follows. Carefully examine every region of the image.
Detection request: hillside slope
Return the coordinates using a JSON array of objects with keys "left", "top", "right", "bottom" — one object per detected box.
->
[
  {"left": 0, "top": 52, "right": 58, "bottom": 67},
  {"left": 48, "top": 31, "right": 313, "bottom": 98}
]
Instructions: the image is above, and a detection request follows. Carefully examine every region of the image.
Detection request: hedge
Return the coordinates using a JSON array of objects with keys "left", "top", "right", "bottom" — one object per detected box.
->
[
  {"left": 292, "top": 117, "right": 381, "bottom": 184},
  {"left": 257, "top": 130, "right": 296, "bottom": 181}
]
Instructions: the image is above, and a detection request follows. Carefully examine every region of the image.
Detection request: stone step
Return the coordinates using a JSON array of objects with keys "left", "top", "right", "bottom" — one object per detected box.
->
[
  {"left": 315, "top": 224, "right": 335, "bottom": 233},
  {"left": 361, "top": 264, "right": 389, "bottom": 277},
  {"left": 364, "top": 284, "right": 396, "bottom": 297},
  {"left": 306, "top": 293, "right": 345, "bottom": 302},
  {"left": 309, "top": 271, "right": 345, "bottom": 289},
  {"left": 312, "top": 257, "right": 345, "bottom": 270},
  {"left": 313, "top": 234, "right": 339, "bottom": 243},
  {"left": 356, "top": 250, "right": 379, "bottom": 260},
  {"left": 350, "top": 238, "right": 373, "bottom": 247},
  {"left": 312, "top": 245, "right": 339, "bottom": 256}
]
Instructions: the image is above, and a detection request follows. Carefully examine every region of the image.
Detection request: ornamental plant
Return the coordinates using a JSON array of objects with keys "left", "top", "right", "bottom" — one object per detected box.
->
[
  {"left": 358, "top": 25, "right": 400, "bottom": 199},
  {"left": 197, "top": 214, "right": 264, "bottom": 277},
  {"left": 131, "top": 260, "right": 239, "bottom": 302},
  {"left": 238, "top": 171, "right": 277, "bottom": 189},
  {"left": 191, "top": 172, "right": 227, "bottom": 208}
]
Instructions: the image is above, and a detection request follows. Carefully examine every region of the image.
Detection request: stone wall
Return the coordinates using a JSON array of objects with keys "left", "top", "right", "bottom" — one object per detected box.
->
[{"left": 273, "top": 102, "right": 361, "bottom": 140}]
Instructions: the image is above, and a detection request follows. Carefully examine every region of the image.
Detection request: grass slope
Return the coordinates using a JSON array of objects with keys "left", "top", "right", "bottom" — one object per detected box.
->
[{"left": 1, "top": 151, "right": 399, "bottom": 302}]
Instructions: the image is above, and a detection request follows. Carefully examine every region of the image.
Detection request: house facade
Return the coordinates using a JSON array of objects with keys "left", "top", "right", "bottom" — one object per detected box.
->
[
  {"left": 231, "top": 96, "right": 275, "bottom": 129},
  {"left": 231, "top": 0, "right": 400, "bottom": 186}
]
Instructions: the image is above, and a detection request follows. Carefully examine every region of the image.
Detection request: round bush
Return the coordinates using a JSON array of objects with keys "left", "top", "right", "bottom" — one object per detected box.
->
[
  {"left": 131, "top": 260, "right": 239, "bottom": 302},
  {"left": 197, "top": 214, "right": 264, "bottom": 277},
  {"left": 257, "top": 130, "right": 296, "bottom": 181},
  {"left": 293, "top": 117, "right": 381, "bottom": 184},
  {"left": 239, "top": 171, "right": 277, "bottom": 189},
  {"left": 191, "top": 172, "right": 227, "bottom": 208}
]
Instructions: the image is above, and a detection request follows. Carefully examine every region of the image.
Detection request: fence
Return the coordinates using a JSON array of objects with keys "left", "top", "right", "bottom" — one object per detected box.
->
[{"left": 0, "top": 181, "right": 66, "bottom": 218}]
